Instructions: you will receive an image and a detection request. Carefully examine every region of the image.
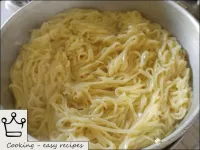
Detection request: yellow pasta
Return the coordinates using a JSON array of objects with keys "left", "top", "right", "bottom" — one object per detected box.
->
[{"left": 10, "top": 9, "right": 192, "bottom": 149}]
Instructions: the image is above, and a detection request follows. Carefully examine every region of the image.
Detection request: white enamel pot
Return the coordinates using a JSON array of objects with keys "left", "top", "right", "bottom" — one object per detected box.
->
[{"left": 1, "top": 1, "right": 199, "bottom": 149}]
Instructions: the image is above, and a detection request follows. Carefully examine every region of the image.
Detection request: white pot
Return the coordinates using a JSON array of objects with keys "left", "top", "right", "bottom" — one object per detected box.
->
[{"left": 1, "top": 1, "right": 199, "bottom": 149}]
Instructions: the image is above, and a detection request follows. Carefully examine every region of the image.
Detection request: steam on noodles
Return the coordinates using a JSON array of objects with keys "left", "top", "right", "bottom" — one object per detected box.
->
[{"left": 10, "top": 9, "right": 192, "bottom": 149}]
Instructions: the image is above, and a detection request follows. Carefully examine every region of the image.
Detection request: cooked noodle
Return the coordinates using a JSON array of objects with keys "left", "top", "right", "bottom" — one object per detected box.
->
[{"left": 10, "top": 9, "right": 192, "bottom": 149}]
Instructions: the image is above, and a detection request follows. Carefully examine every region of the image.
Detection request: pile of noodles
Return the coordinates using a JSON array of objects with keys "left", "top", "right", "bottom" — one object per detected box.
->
[{"left": 10, "top": 9, "right": 192, "bottom": 149}]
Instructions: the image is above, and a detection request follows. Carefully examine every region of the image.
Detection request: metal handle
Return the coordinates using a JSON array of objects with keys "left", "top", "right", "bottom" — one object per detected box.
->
[
  {"left": 10, "top": 0, "right": 31, "bottom": 7},
  {"left": 176, "top": 0, "right": 199, "bottom": 20}
]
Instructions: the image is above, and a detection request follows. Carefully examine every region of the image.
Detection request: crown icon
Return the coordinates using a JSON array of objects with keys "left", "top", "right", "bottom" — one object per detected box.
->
[{"left": 1, "top": 112, "right": 26, "bottom": 137}]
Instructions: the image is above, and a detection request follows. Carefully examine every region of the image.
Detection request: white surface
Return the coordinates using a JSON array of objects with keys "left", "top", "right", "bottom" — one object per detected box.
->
[
  {"left": 174, "top": 116, "right": 199, "bottom": 149},
  {"left": 1, "top": 1, "right": 20, "bottom": 27},
  {"left": 1, "top": 1, "right": 199, "bottom": 149}
]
